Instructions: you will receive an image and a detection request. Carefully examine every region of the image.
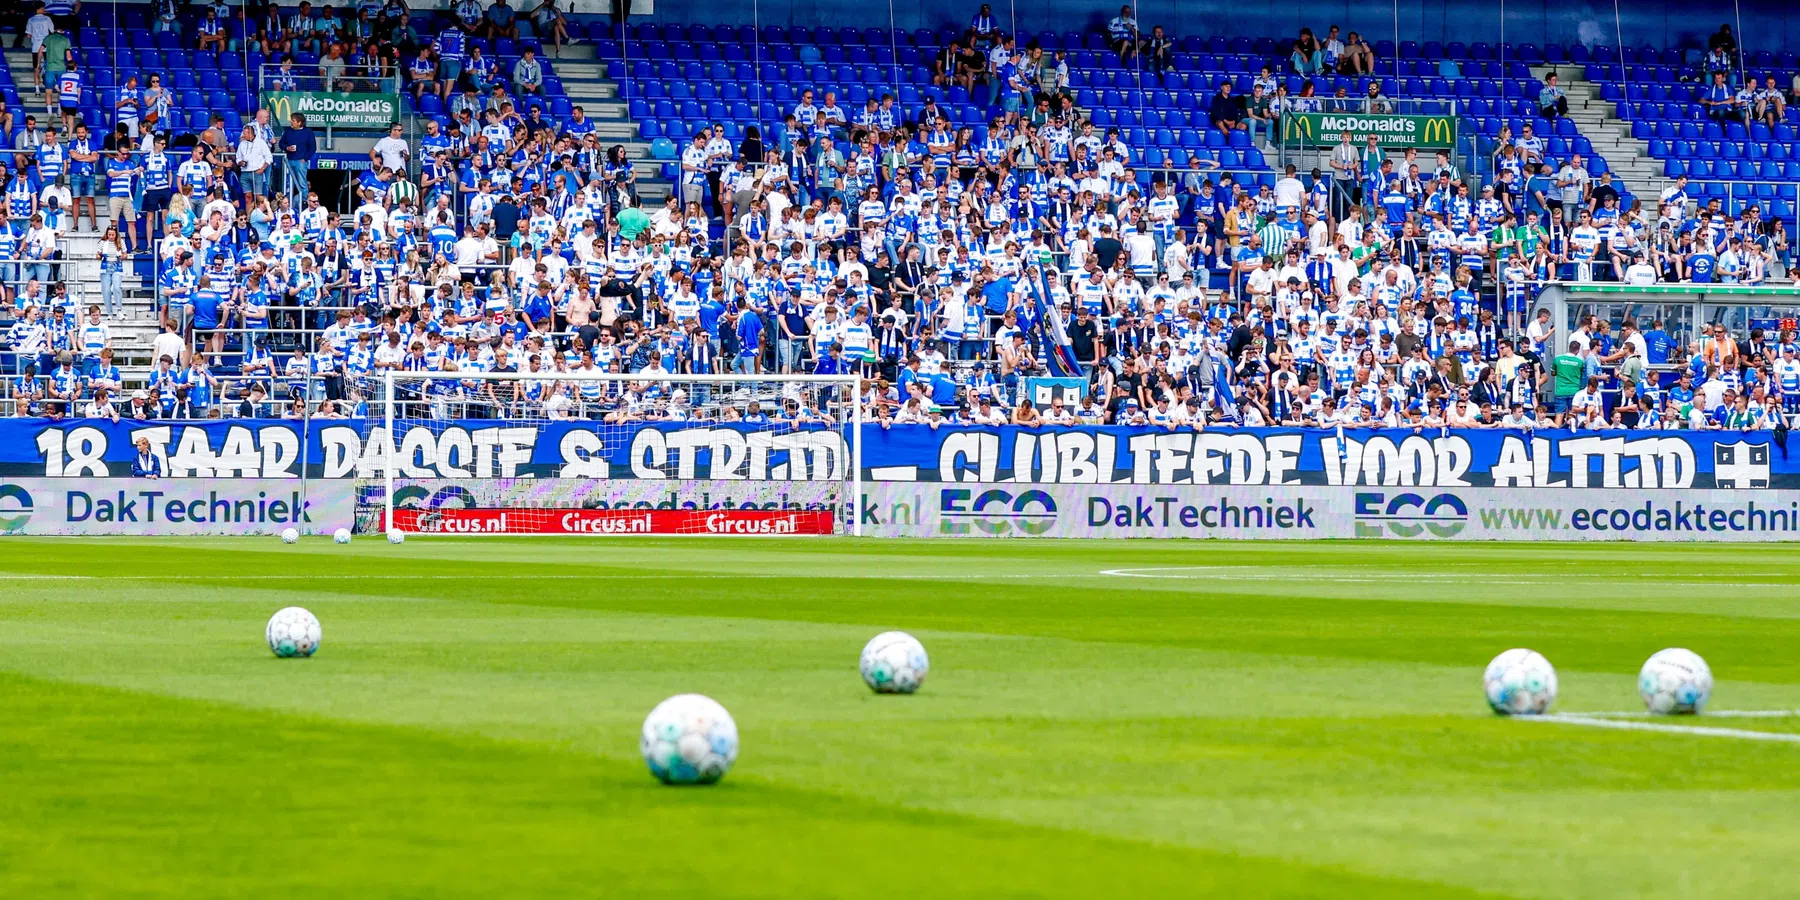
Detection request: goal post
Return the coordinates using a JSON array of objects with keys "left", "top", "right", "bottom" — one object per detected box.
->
[{"left": 379, "top": 370, "right": 863, "bottom": 537}]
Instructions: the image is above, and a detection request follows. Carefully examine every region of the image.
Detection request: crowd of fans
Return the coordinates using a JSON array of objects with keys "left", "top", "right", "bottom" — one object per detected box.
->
[{"left": 1, "top": 5, "right": 1798, "bottom": 433}]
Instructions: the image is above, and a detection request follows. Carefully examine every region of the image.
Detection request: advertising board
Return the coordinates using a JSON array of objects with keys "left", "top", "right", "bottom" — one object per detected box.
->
[
  {"left": 0, "top": 478, "right": 354, "bottom": 536},
  {"left": 860, "top": 483, "right": 1800, "bottom": 541}
]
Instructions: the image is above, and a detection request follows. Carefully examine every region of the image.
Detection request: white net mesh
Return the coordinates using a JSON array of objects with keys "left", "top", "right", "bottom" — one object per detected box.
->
[{"left": 374, "top": 372, "right": 861, "bottom": 535}]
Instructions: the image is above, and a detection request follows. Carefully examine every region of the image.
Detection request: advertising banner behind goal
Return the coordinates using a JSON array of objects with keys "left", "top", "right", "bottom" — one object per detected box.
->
[
  {"left": 362, "top": 477, "right": 848, "bottom": 535},
  {"left": 386, "top": 507, "right": 835, "bottom": 536}
]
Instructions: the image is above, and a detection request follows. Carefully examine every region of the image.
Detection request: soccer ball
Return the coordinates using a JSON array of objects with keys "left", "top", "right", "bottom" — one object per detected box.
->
[
  {"left": 333, "top": 528, "right": 352, "bottom": 544},
  {"left": 280, "top": 527, "right": 299, "bottom": 544},
  {"left": 386, "top": 529, "right": 405, "bottom": 544},
  {"left": 640, "top": 694, "right": 738, "bottom": 785},
  {"left": 1483, "top": 648, "right": 1557, "bottom": 715},
  {"left": 860, "top": 631, "right": 929, "bottom": 694},
  {"left": 266, "top": 607, "right": 322, "bottom": 658},
  {"left": 1639, "top": 648, "right": 1712, "bottom": 715}
]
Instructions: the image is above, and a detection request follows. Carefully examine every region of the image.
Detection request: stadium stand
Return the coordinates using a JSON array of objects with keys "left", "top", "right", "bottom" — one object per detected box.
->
[{"left": 0, "top": 4, "right": 1796, "bottom": 432}]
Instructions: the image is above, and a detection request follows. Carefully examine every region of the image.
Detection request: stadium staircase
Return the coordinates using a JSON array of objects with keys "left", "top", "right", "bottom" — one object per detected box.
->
[
  {"left": 543, "top": 43, "right": 670, "bottom": 203},
  {"left": 2, "top": 48, "right": 165, "bottom": 374},
  {"left": 1530, "top": 63, "right": 1673, "bottom": 204}
]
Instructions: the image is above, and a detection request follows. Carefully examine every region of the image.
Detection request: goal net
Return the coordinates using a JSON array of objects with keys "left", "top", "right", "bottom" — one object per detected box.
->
[{"left": 375, "top": 371, "right": 863, "bottom": 536}]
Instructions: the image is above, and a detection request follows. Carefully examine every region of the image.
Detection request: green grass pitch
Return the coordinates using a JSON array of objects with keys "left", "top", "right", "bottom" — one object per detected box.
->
[{"left": 3, "top": 538, "right": 1800, "bottom": 898}]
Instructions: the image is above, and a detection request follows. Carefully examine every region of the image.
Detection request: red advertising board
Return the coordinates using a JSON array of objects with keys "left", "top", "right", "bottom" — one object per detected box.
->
[{"left": 386, "top": 507, "right": 836, "bottom": 535}]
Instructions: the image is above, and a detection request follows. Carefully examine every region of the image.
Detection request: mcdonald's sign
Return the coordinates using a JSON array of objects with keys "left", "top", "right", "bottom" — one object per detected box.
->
[
  {"left": 261, "top": 90, "right": 400, "bottom": 130},
  {"left": 1282, "top": 112, "right": 1457, "bottom": 149}
]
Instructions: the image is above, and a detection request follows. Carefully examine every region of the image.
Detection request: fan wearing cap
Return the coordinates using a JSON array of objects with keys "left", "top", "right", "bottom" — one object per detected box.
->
[
  {"left": 1116, "top": 395, "right": 1148, "bottom": 426},
  {"left": 1474, "top": 183, "right": 1503, "bottom": 232},
  {"left": 119, "top": 387, "right": 154, "bottom": 421}
]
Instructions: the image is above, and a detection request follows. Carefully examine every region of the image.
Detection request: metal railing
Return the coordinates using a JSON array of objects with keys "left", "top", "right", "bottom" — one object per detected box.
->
[{"left": 258, "top": 62, "right": 403, "bottom": 97}]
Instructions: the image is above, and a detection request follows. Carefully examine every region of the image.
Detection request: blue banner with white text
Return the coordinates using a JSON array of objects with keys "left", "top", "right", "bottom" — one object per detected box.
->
[{"left": 0, "top": 419, "right": 1792, "bottom": 489}]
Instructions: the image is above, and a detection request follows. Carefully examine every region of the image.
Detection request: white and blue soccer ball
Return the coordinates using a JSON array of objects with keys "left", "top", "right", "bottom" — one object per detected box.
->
[
  {"left": 640, "top": 694, "right": 738, "bottom": 785},
  {"left": 1639, "top": 648, "right": 1712, "bottom": 715},
  {"left": 266, "top": 607, "right": 322, "bottom": 658},
  {"left": 333, "top": 528, "right": 352, "bottom": 544},
  {"left": 386, "top": 529, "right": 406, "bottom": 545},
  {"left": 1484, "top": 648, "right": 1557, "bottom": 715},
  {"left": 860, "top": 631, "right": 929, "bottom": 694},
  {"left": 280, "top": 527, "right": 299, "bottom": 544}
]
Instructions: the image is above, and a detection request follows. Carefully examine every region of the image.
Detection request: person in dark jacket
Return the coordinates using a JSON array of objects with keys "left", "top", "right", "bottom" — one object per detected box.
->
[
  {"left": 1068, "top": 305, "right": 1100, "bottom": 372},
  {"left": 279, "top": 112, "right": 316, "bottom": 205},
  {"left": 1209, "top": 81, "right": 1245, "bottom": 131},
  {"left": 131, "top": 437, "right": 163, "bottom": 478},
  {"left": 235, "top": 382, "right": 272, "bottom": 418},
  {"left": 1092, "top": 224, "right": 1124, "bottom": 271}
]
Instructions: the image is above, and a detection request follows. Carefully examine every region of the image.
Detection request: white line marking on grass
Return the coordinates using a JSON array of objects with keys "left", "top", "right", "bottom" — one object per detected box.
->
[
  {"left": 0, "top": 572, "right": 1051, "bottom": 582},
  {"left": 1564, "top": 709, "right": 1800, "bottom": 719},
  {"left": 1527, "top": 714, "right": 1800, "bottom": 743},
  {"left": 1097, "top": 567, "right": 1791, "bottom": 587},
  {"left": 1099, "top": 567, "right": 1244, "bottom": 578}
]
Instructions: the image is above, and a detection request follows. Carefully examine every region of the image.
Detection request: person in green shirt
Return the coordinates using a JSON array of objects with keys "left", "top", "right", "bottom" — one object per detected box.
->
[
  {"left": 1350, "top": 234, "right": 1379, "bottom": 275},
  {"left": 1549, "top": 340, "right": 1586, "bottom": 425},
  {"left": 40, "top": 28, "right": 70, "bottom": 106},
  {"left": 1488, "top": 213, "right": 1522, "bottom": 263},
  {"left": 1518, "top": 211, "right": 1548, "bottom": 257}
]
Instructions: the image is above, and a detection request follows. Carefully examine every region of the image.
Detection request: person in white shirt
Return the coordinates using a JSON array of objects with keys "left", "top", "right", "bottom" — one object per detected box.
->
[
  {"left": 235, "top": 125, "right": 273, "bottom": 211},
  {"left": 82, "top": 388, "right": 120, "bottom": 422},
  {"left": 970, "top": 397, "right": 1008, "bottom": 425},
  {"left": 1273, "top": 164, "right": 1305, "bottom": 210},
  {"left": 1524, "top": 307, "right": 1555, "bottom": 358},
  {"left": 25, "top": 10, "right": 52, "bottom": 63},
  {"left": 678, "top": 133, "right": 709, "bottom": 207},
  {"left": 1499, "top": 403, "right": 1535, "bottom": 428},
  {"left": 1445, "top": 398, "right": 1481, "bottom": 427},
  {"left": 1697, "top": 368, "right": 1728, "bottom": 412},
  {"left": 1570, "top": 377, "right": 1604, "bottom": 424},
  {"left": 370, "top": 122, "right": 411, "bottom": 172},
  {"left": 1124, "top": 228, "right": 1156, "bottom": 279},
  {"left": 453, "top": 222, "right": 500, "bottom": 267}
]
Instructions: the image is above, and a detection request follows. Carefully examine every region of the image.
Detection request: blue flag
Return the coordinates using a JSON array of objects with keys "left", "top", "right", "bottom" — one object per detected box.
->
[
  {"left": 1030, "top": 267, "right": 1082, "bottom": 378},
  {"left": 1211, "top": 356, "right": 1238, "bottom": 421}
]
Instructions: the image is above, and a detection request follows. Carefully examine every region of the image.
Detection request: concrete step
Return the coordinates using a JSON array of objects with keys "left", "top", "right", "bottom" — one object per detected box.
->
[
  {"left": 1542, "top": 67, "right": 1675, "bottom": 200},
  {"left": 546, "top": 44, "right": 596, "bottom": 61},
  {"left": 559, "top": 79, "right": 620, "bottom": 100},
  {"left": 575, "top": 99, "right": 627, "bottom": 118},
  {"left": 553, "top": 61, "right": 611, "bottom": 78}
]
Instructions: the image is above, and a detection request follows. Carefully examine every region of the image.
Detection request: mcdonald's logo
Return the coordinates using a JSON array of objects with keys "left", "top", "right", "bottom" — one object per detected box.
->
[
  {"left": 265, "top": 92, "right": 295, "bottom": 123},
  {"left": 1285, "top": 115, "right": 1314, "bottom": 142},
  {"left": 260, "top": 90, "right": 399, "bottom": 130},
  {"left": 1421, "top": 116, "right": 1455, "bottom": 147}
]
